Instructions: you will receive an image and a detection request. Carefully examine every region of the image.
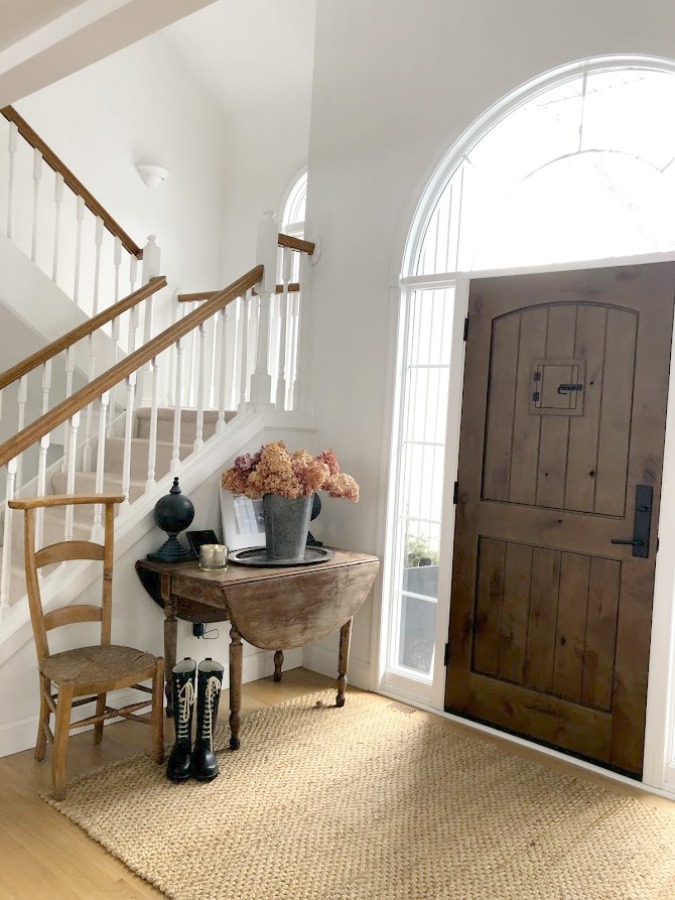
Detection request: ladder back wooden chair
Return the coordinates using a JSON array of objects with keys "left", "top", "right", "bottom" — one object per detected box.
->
[{"left": 8, "top": 493, "right": 164, "bottom": 800}]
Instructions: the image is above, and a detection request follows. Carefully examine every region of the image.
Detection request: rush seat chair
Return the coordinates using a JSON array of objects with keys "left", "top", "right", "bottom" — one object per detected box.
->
[{"left": 8, "top": 494, "right": 164, "bottom": 800}]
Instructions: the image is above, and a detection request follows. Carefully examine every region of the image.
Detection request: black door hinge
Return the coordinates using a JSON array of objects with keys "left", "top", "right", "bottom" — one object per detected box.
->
[
  {"left": 444, "top": 641, "right": 450, "bottom": 666},
  {"left": 463, "top": 316, "right": 469, "bottom": 341},
  {"left": 453, "top": 481, "right": 459, "bottom": 504}
]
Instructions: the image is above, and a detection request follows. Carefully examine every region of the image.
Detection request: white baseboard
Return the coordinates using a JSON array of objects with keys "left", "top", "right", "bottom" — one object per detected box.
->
[
  {"left": 0, "top": 648, "right": 303, "bottom": 758},
  {"left": 302, "top": 644, "right": 371, "bottom": 690}
]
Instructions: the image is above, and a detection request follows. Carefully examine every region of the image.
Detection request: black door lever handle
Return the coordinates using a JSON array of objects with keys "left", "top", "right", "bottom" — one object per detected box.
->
[
  {"left": 610, "top": 539, "right": 644, "bottom": 547},
  {"left": 609, "top": 485, "right": 652, "bottom": 559}
]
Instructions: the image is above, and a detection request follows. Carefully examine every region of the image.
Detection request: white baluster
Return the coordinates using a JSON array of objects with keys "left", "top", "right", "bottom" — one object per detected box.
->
[
  {"left": 293, "top": 250, "right": 311, "bottom": 411},
  {"left": 217, "top": 307, "right": 228, "bottom": 435},
  {"left": 41, "top": 358, "right": 52, "bottom": 414},
  {"left": 138, "top": 286, "right": 157, "bottom": 407},
  {"left": 36, "top": 435, "right": 50, "bottom": 550},
  {"left": 172, "top": 339, "right": 184, "bottom": 473},
  {"left": 276, "top": 248, "right": 292, "bottom": 410},
  {"left": 92, "top": 391, "right": 110, "bottom": 542},
  {"left": 6, "top": 121, "right": 18, "bottom": 239},
  {"left": 92, "top": 216, "right": 104, "bottom": 315},
  {"left": 52, "top": 172, "right": 64, "bottom": 281},
  {"left": 145, "top": 358, "right": 159, "bottom": 491},
  {"left": 194, "top": 322, "right": 206, "bottom": 453},
  {"left": 15, "top": 375, "right": 27, "bottom": 493},
  {"left": 128, "top": 303, "right": 140, "bottom": 355},
  {"left": 31, "top": 148, "right": 43, "bottom": 263},
  {"left": 113, "top": 236, "right": 122, "bottom": 302},
  {"left": 130, "top": 254, "right": 138, "bottom": 295},
  {"left": 65, "top": 412, "right": 80, "bottom": 540},
  {"left": 0, "top": 457, "right": 17, "bottom": 613},
  {"left": 120, "top": 373, "right": 136, "bottom": 511},
  {"left": 73, "top": 196, "right": 85, "bottom": 305},
  {"left": 208, "top": 314, "right": 219, "bottom": 409},
  {"left": 239, "top": 291, "right": 251, "bottom": 408},
  {"left": 82, "top": 334, "right": 96, "bottom": 471},
  {"left": 61, "top": 348, "right": 74, "bottom": 472}
]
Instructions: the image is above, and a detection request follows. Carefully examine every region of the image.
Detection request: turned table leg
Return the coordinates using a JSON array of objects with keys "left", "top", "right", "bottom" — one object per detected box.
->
[
  {"left": 273, "top": 649, "right": 284, "bottom": 682},
  {"left": 163, "top": 590, "right": 178, "bottom": 717},
  {"left": 336, "top": 617, "right": 353, "bottom": 708},
  {"left": 229, "top": 625, "right": 243, "bottom": 750}
]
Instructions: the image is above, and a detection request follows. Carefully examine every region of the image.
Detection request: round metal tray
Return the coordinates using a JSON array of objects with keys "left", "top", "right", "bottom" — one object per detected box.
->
[{"left": 228, "top": 546, "right": 335, "bottom": 567}]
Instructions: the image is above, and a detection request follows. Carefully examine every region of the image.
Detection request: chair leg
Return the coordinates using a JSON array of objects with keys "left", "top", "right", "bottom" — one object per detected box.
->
[
  {"left": 35, "top": 673, "right": 50, "bottom": 762},
  {"left": 151, "top": 658, "right": 165, "bottom": 764},
  {"left": 93, "top": 692, "right": 107, "bottom": 744},
  {"left": 52, "top": 683, "right": 74, "bottom": 801}
]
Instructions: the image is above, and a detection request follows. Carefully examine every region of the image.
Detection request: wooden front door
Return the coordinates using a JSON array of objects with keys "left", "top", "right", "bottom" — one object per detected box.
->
[{"left": 445, "top": 263, "right": 675, "bottom": 777}]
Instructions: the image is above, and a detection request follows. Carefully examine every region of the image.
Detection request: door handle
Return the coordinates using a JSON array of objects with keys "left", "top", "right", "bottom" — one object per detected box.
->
[{"left": 609, "top": 484, "right": 652, "bottom": 559}]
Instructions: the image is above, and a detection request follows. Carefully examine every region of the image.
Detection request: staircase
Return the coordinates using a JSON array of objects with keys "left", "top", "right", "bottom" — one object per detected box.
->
[{"left": 0, "top": 105, "right": 316, "bottom": 668}]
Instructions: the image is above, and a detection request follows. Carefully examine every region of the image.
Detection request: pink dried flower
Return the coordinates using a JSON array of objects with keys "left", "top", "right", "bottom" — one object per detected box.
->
[{"left": 221, "top": 442, "right": 359, "bottom": 502}]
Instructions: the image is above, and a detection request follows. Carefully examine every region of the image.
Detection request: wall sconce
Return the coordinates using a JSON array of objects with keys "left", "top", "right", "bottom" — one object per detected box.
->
[{"left": 136, "top": 163, "right": 169, "bottom": 189}]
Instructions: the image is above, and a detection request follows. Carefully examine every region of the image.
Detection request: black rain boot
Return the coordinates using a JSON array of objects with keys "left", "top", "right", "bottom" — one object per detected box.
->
[
  {"left": 191, "top": 658, "right": 224, "bottom": 782},
  {"left": 166, "top": 658, "right": 196, "bottom": 782}
]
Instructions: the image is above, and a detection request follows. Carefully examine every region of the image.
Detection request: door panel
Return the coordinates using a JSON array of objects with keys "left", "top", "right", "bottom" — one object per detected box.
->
[{"left": 445, "top": 263, "right": 675, "bottom": 777}]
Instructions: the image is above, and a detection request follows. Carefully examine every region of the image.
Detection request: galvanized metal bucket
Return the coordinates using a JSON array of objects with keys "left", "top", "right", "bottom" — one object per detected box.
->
[{"left": 262, "top": 493, "right": 313, "bottom": 562}]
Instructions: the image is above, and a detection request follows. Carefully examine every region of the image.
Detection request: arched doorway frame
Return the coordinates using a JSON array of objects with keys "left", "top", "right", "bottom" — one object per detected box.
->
[{"left": 379, "top": 53, "right": 675, "bottom": 793}]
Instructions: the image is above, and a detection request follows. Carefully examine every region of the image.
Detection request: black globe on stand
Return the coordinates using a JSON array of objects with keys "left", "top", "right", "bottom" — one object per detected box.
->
[{"left": 147, "top": 477, "right": 195, "bottom": 563}]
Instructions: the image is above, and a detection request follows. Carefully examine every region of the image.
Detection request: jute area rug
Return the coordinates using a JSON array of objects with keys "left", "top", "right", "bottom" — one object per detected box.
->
[{"left": 46, "top": 689, "right": 675, "bottom": 900}]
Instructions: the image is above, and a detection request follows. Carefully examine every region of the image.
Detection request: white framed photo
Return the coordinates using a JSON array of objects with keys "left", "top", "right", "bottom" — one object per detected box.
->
[{"left": 220, "top": 489, "right": 266, "bottom": 552}]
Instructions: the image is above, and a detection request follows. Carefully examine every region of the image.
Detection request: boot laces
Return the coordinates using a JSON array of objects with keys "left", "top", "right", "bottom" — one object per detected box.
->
[
  {"left": 176, "top": 680, "right": 195, "bottom": 741},
  {"left": 202, "top": 675, "right": 221, "bottom": 749}
]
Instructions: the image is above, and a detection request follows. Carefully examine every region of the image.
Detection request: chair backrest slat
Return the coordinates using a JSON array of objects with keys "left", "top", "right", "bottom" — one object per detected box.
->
[
  {"left": 36, "top": 541, "right": 104, "bottom": 567},
  {"left": 43, "top": 604, "right": 103, "bottom": 631}
]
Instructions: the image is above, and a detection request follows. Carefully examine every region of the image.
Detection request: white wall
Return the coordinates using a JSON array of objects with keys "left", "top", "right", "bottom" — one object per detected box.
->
[
  {"left": 13, "top": 30, "right": 230, "bottom": 335},
  {"left": 304, "top": 0, "right": 675, "bottom": 674}
]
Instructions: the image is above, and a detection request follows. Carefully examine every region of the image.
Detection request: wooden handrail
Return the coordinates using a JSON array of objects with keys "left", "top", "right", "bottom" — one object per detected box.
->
[
  {"left": 278, "top": 233, "right": 315, "bottom": 255},
  {"left": 0, "top": 266, "right": 263, "bottom": 468},
  {"left": 0, "top": 277, "right": 167, "bottom": 392},
  {"left": 1, "top": 105, "right": 143, "bottom": 259},
  {"left": 177, "top": 282, "right": 300, "bottom": 302}
]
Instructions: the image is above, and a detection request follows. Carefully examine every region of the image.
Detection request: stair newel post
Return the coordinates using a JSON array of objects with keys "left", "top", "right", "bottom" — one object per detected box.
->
[
  {"left": 121, "top": 373, "right": 137, "bottom": 511},
  {"left": 172, "top": 338, "right": 184, "bottom": 474},
  {"left": 92, "top": 391, "right": 110, "bottom": 542},
  {"left": 194, "top": 322, "right": 207, "bottom": 453},
  {"left": 52, "top": 172, "right": 64, "bottom": 282},
  {"left": 250, "top": 211, "right": 277, "bottom": 406},
  {"left": 239, "top": 291, "right": 251, "bottom": 409},
  {"left": 229, "top": 299, "right": 240, "bottom": 410},
  {"left": 275, "top": 247, "right": 292, "bottom": 410},
  {"left": 145, "top": 358, "right": 159, "bottom": 492},
  {"left": 293, "top": 249, "right": 313, "bottom": 413},
  {"left": 0, "top": 457, "right": 17, "bottom": 615},
  {"left": 217, "top": 306, "right": 229, "bottom": 434},
  {"left": 82, "top": 334, "right": 96, "bottom": 472},
  {"left": 208, "top": 313, "right": 219, "bottom": 409},
  {"left": 73, "top": 195, "right": 85, "bottom": 306},
  {"left": 6, "top": 121, "right": 17, "bottom": 239},
  {"left": 187, "top": 301, "right": 199, "bottom": 409},
  {"left": 15, "top": 375, "right": 28, "bottom": 493},
  {"left": 287, "top": 287, "right": 299, "bottom": 409},
  {"left": 65, "top": 412, "right": 80, "bottom": 540},
  {"left": 31, "top": 148, "right": 42, "bottom": 263},
  {"left": 93, "top": 216, "right": 104, "bottom": 315},
  {"left": 113, "top": 237, "right": 122, "bottom": 302},
  {"left": 36, "top": 435, "right": 50, "bottom": 550}
]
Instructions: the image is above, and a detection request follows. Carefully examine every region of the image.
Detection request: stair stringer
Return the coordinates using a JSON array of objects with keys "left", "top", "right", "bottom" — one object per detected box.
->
[{"left": 0, "top": 404, "right": 319, "bottom": 668}]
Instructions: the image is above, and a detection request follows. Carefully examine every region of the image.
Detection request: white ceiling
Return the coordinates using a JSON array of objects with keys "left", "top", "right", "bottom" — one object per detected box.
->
[{"left": 162, "top": 0, "right": 316, "bottom": 119}]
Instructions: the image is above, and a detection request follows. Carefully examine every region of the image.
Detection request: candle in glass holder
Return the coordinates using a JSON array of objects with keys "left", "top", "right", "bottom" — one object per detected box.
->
[{"left": 199, "top": 543, "right": 228, "bottom": 570}]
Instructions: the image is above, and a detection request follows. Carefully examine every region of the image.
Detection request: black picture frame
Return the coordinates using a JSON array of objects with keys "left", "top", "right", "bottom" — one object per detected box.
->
[{"left": 185, "top": 529, "right": 221, "bottom": 559}]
